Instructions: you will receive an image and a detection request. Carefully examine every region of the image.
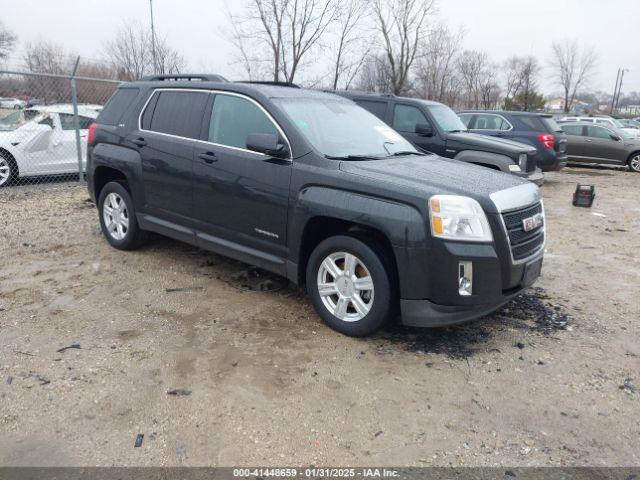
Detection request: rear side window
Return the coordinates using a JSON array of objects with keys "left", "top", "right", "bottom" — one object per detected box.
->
[
  {"left": 146, "top": 90, "right": 209, "bottom": 139},
  {"left": 561, "top": 124, "right": 583, "bottom": 136},
  {"left": 518, "top": 116, "right": 545, "bottom": 131},
  {"left": 354, "top": 100, "right": 387, "bottom": 120},
  {"left": 393, "top": 104, "right": 429, "bottom": 133},
  {"left": 208, "top": 94, "right": 278, "bottom": 149},
  {"left": 473, "top": 114, "right": 511, "bottom": 131},
  {"left": 98, "top": 88, "right": 139, "bottom": 126}
]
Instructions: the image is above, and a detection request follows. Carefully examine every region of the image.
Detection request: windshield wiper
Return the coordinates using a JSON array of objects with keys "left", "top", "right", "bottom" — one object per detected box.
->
[
  {"left": 388, "top": 151, "right": 427, "bottom": 157},
  {"left": 325, "top": 154, "right": 385, "bottom": 161}
]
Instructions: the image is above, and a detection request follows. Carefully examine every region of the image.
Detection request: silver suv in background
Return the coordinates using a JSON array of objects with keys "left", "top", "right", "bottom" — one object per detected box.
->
[{"left": 560, "top": 116, "right": 640, "bottom": 138}]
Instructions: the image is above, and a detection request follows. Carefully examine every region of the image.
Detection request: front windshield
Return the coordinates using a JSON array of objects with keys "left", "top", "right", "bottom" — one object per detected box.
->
[
  {"left": 426, "top": 104, "right": 467, "bottom": 132},
  {"left": 611, "top": 118, "right": 625, "bottom": 128},
  {"left": 275, "top": 98, "right": 418, "bottom": 158},
  {"left": 614, "top": 127, "right": 635, "bottom": 140}
]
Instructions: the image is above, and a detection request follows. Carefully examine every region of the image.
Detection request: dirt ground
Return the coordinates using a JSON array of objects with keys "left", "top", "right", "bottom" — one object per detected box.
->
[{"left": 0, "top": 166, "right": 638, "bottom": 467}]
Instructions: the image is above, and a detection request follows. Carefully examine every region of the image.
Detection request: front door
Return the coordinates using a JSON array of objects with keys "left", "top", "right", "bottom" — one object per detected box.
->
[
  {"left": 132, "top": 88, "right": 210, "bottom": 231},
  {"left": 391, "top": 103, "right": 445, "bottom": 156},
  {"left": 192, "top": 92, "right": 292, "bottom": 270},
  {"left": 584, "top": 125, "right": 629, "bottom": 165}
]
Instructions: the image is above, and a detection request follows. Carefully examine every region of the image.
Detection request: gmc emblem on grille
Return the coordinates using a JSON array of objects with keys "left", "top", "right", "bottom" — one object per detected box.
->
[{"left": 522, "top": 213, "right": 543, "bottom": 232}]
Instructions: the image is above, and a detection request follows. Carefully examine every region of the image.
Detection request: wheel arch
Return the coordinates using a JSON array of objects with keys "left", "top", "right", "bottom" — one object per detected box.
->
[
  {"left": 454, "top": 150, "right": 514, "bottom": 172},
  {"left": 93, "top": 165, "right": 130, "bottom": 200}
]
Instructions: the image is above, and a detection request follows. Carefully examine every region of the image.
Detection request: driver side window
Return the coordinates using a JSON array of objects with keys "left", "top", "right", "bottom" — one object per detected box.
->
[
  {"left": 586, "top": 125, "right": 613, "bottom": 140},
  {"left": 393, "top": 104, "right": 429, "bottom": 133},
  {"left": 209, "top": 94, "right": 279, "bottom": 150}
]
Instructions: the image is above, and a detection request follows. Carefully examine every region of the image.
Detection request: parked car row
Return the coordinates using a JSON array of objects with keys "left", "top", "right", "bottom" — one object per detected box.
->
[
  {"left": 0, "top": 104, "right": 101, "bottom": 186},
  {"left": 0, "top": 97, "right": 27, "bottom": 109},
  {"left": 85, "top": 74, "right": 546, "bottom": 337}
]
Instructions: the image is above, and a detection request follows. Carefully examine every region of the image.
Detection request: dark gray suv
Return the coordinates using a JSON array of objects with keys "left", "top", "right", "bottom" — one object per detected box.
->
[{"left": 86, "top": 75, "right": 545, "bottom": 336}]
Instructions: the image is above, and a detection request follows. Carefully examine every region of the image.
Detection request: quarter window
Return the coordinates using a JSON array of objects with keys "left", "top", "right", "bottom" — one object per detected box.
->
[
  {"left": 355, "top": 100, "right": 387, "bottom": 120},
  {"left": 393, "top": 104, "right": 429, "bottom": 133},
  {"left": 146, "top": 90, "right": 209, "bottom": 139},
  {"left": 208, "top": 94, "right": 278, "bottom": 150}
]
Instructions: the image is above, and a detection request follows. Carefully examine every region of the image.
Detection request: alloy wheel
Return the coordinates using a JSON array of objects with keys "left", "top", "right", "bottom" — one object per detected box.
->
[
  {"left": 102, "top": 192, "right": 130, "bottom": 240},
  {"left": 630, "top": 154, "right": 640, "bottom": 172},
  {"left": 0, "top": 157, "right": 10, "bottom": 186},
  {"left": 317, "top": 251, "right": 374, "bottom": 322}
]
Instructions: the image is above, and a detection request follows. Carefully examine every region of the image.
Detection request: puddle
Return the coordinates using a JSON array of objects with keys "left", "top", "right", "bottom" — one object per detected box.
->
[{"left": 373, "top": 287, "right": 573, "bottom": 359}]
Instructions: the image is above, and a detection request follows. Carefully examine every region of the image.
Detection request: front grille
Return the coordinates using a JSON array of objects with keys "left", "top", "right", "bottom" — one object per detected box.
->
[{"left": 501, "top": 202, "right": 544, "bottom": 261}]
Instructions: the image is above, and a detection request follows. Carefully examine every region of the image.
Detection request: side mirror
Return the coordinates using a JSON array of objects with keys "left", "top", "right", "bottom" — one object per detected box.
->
[
  {"left": 415, "top": 123, "right": 434, "bottom": 137},
  {"left": 610, "top": 134, "right": 622, "bottom": 141},
  {"left": 246, "top": 133, "right": 290, "bottom": 158}
]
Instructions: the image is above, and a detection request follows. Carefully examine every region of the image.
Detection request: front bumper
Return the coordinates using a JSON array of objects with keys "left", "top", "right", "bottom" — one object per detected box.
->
[
  {"left": 400, "top": 255, "right": 543, "bottom": 328},
  {"left": 519, "top": 167, "right": 544, "bottom": 186}
]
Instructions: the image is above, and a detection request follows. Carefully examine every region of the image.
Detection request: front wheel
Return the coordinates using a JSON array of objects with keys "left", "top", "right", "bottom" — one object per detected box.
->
[
  {"left": 628, "top": 153, "right": 640, "bottom": 172},
  {"left": 306, "top": 235, "right": 394, "bottom": 337},
  {"left": 0, "top": 153, "right": 18, "bottom": 187},
  {"left": 98, "top": 181, "right": 147, "bottom": 250}
]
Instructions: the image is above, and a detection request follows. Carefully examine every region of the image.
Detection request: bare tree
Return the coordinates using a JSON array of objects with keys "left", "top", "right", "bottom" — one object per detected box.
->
[
  {"left": 372, "top": 0, "right": 436, "bottom": 95},
  {"left": 551, "top": 40, "right": 598, "bottom": 113},
  {"left": 228, "top": 0, "right": 338, "bottom": 83},
  {"left": 22, "top": 40, "right": 73, "bottom": 103},
  {"left": 457, "top": 50, "right": 487, "bottom": 109},
  {"left": 354, "top": 53, "right": 393, "bottom": 92},
  {"left": 0, "top": 21, "right": 17, "bottom": 62},
  {"left": 329, "top": 0, "right": 370, "bottom": 90},
  {"left": 413, "top": 24, "right": 464, "bottom": 103},
  {"left": 104, "top": 22, "right": 186, "bottom": 80},
  {"left": 503, "top": 55, "right": 540, "bottom": 110}
]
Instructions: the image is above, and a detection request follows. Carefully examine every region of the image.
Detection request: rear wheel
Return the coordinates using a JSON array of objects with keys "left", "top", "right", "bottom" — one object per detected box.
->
[
  {"left": 628, "top": 153, "right": 640, "bottom": 172},
  {"left": 306, "top": 235, "right": 394, "bottom": 337},
  {"left": 98, "top": 181, "right": 147, "bottom": 250},
  {"left": 0, "top": 153, "right": 18, "bottom": 187}
]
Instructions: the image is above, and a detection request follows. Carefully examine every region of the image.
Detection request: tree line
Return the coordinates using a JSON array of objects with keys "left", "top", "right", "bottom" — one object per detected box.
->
[{"left": 0, "top": 4, "right": 610, "bottom": 113}]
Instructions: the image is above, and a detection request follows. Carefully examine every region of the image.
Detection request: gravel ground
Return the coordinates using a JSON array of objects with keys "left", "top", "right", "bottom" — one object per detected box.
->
[{"left": 0, "top": 166, "right": 638, "bottom": 467}]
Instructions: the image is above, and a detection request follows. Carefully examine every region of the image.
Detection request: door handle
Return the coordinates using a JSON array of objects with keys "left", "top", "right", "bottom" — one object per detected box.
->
[
  {"left": 132, "top": 137, "right": 146, "bottom": 147},
  {"left": 198, "top": 152, "right": 218, "bottom": 163},
  {"left": 585, "top": 139, "right": 593, "bottom": 142}
]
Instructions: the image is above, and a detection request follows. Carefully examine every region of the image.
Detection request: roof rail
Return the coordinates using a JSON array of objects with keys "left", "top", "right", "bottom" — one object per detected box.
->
[
  {"left": 239, "top": 81, "right": 301, "bottom": 89},
  {"left": 141, "top": 74, "right": 228, "bottom": 82}
]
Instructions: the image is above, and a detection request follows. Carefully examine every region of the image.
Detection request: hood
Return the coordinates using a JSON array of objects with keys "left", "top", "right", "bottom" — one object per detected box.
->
[
  {"left": 449, "top": 131, "right": 536, "bottom": 154},
  {"left": 339, "top": 154, "right": 529, "bottom": 211}
]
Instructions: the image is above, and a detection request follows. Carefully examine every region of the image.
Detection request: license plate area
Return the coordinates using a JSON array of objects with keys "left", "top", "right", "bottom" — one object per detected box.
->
[{"left": 522, "top": 258, "right": 542, "bottom": 287}]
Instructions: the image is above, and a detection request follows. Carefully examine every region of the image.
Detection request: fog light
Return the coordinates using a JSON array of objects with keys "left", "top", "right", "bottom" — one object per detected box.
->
[{"left": 458, "top": 261, "right": 473, "bottom": 296}]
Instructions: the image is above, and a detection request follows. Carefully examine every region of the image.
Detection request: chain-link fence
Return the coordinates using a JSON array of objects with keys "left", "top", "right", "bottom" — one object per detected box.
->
[{"left": 0, "top": 69, "right": 120, "bottom": 188}]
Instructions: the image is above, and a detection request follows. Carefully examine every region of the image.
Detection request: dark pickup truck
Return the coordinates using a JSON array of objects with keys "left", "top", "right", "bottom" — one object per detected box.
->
[
  {"left": 87, "top": 76, "right": 545, "bottom": 337},
  {"left": 335, "top": 91, "right": 543, "bottom": 185}
]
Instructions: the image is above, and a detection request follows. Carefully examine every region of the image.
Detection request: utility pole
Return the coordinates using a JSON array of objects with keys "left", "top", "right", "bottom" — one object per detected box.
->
[
  {"left": 149, "top": 0, "right": 158, "bottom": 75},
  {"left": 614, "top": 69, "right": 628, "bottom": 114},
  {"left": 610, "top": 68, "right": 621, "bottom": 114}
]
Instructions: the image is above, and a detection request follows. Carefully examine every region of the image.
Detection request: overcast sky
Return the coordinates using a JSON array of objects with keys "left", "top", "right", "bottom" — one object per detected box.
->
[{"left": 1, "top": 0, "right": 638, "bottom": 96}]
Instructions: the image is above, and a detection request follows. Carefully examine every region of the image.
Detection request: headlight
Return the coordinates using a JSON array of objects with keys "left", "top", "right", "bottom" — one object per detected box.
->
[
  {"left": 429, "top": 195, "right": 493, "bottom": 242},
  {"left": 518, "top": 153, "right": 528, "bottom": 169}
]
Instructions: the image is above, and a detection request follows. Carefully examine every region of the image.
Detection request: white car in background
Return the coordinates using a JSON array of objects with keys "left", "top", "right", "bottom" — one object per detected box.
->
[
  {"left": 0, "top": 97, "right": 27, "bottom": 109},
  {"left": 0, "top": 104, "right": 101, "bottom": 187},
  {"left": 560, "top": 115, "right": 640, "bottom": 138}
]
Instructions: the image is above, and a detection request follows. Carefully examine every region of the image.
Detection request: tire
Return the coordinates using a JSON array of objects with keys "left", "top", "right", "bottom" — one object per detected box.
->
[
  {"left": 0, "top": 152, "right": 18, "bottom": 187},
  {"left": 306, "top": 234, "right": 394, "bottom": 337},
  {"left": 628, "top": 152, "right": 640, "bottom": 173},
  {"left": 97, "top": 181, "right": 147, "bottom": 250}
]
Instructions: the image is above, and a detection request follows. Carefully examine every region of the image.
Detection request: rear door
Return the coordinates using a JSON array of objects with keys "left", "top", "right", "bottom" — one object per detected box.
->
[
  {"left": 192, "top": 92, "right": 292, "bottom": 270},
  {"left": 133, "top": 88, "right": 209, "bottom": 234},
  {"left": 560, "top": 124, "right": 587, "bottom": 160}
]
